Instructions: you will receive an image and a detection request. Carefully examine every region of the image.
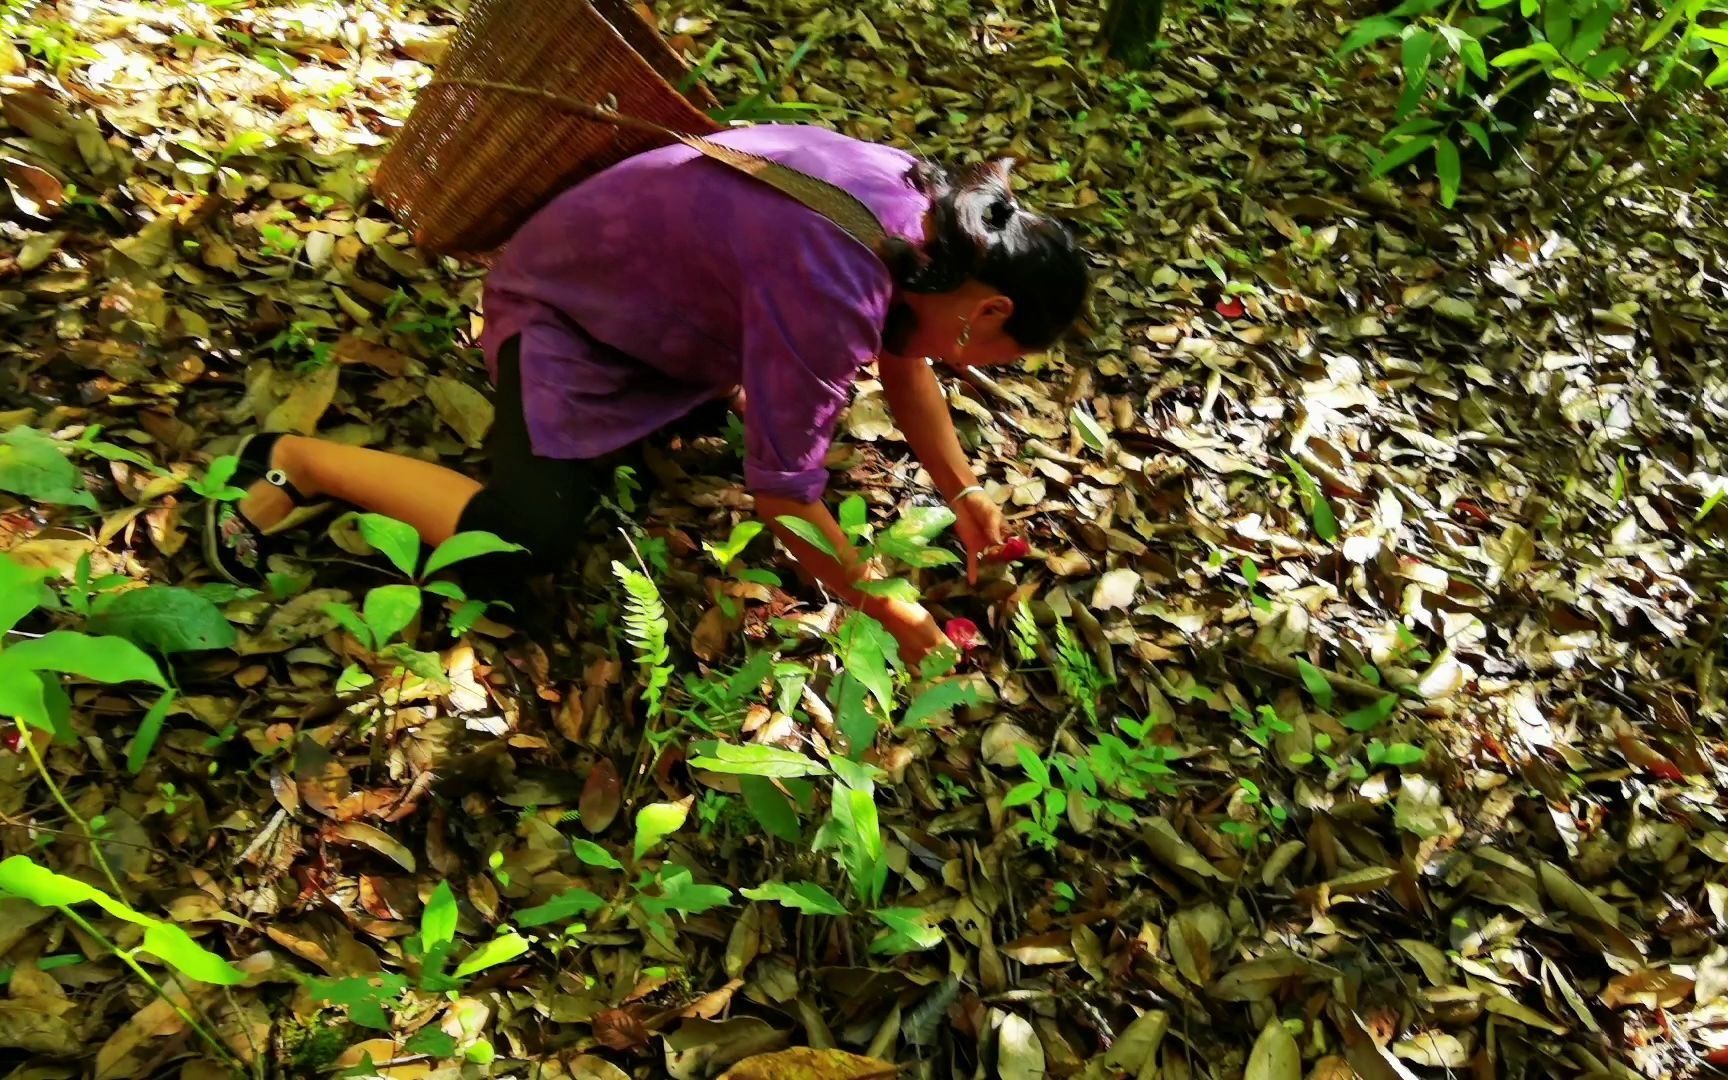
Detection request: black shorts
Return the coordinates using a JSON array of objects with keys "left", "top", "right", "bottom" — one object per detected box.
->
[{"left": 454, "top": 336, "right": 728, "bottom": 576}]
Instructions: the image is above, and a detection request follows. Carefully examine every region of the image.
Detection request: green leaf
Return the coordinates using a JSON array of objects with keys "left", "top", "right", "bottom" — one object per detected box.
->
[
  {"left": 0, "top": 670, "right": 68, "bottom": 740},
  {"left": 1241, "top": 557, "right": 1260, "bottom": 588},
  {"left": 854, "top": 577, "right": 921, "bottom": 602},
  {"left": 736, "top": 567, "right": 782, "bottom": 587},
  {"left": 405, "top": 1027, "right": 458, "bottom": 1059},
  {"left": 571, "top": 839, "right": 624, "bottom": 870},
  {"left": 0, "top": 856, "right": 243, "bottom": 985},
  {"left": 1434, "top": 137, "right": 1462, "bottom": 208},
  {"left": 1461, "top": 36, "right": 1489, "bottom": 78},
  {"left": 0, "top": 555, "right": 52, "bottom": 637},
  {"left": 1282, "top": 455, "right": 1339, "bottom": 542},
  {"left": 1371, "top": 135, "right": 1435, "bottom": 178},
  {"left": 515, "top": 887, "right": 605, "bottom": 927},
  {"left": 639, "top": 866, "right": 732, "bottom": 917},
  {"left": 1401, "top": 28, "right": 1436, "bottom": 89},
  {"left": 452, "top": 932, "right": 529, "bottom": 978},
  {"left": 741, "top": 880, "right": 847, "bottom": 916},
  {"left": 881, "top": 504, "right": 957, "bottom": 544},
  {"left": 686, "top": 742, "right": 827, "bottom": 778},
  {"left": 633, "top": 800, "right": 690, "bottom": 860},
  {"left": 422, "top": 531, "right": 526, "bottom": 577},
  {"left": 308, "top": 973, "right": 408, "bottom": 1029},
  {"left": 1373, "top": 741, "right": 1426, "bottom": 766},
  {"left": 126, "top": 690, "right": 177, "bottom": 775},
  {"left": 740, "top": 776, "right": 802, "bottom": 843},
  {"left": 1015, "top": 744, "right": 1050, "bottom": 787},
  {"left": 1071, "top": 406, "right": 1110, "bottom": 452},
  {"left": 703, "top": 520, "right": 766, "bottom": 569},
  {"left": 774, "top": 515, "right": 838, "bottom": 558},
  {"left": 834, "top": 673, "right": 878, "bottom": 759},
  {"left": 1338, "top": 15, "right": 1404, "bottom": 55},
  {"left": 1461, "top": 120, "right": 1493, "bottom": 157},
  {"left": 1708, "top": 62, "right": 1728, "bottom": 88},
  {"left": 837, "top": 494, "right": 869, "bottom": 539},
  {"left": 88, "top": 586, "right": 236, "bottom": 654},
  {"left": 421, "top": 881, "right": 458, "bottom": 948},
  {"left": 869, "top": 907, "right": 944, "bottom": 954},
  {"left": 1340, "top": 693, "right": 1401, "bottom": 732},
  {"left": 0, "top": 427, "right": 96, "bottom": 509},
  {"left": 1491, "top": 41, "right": 1563, "bottom": 67},
  {"left": 1002, "top": 781, "right": 1044, "bottom": 808},
  {"left": 1294, "top": 658, "right": 1335, "bottom": 711},
  {"left": 356, "top": 513, "right": 421, "bottom": 577},
  {"left": 838, "top": 614, "right": 897, "bottom": 715},
  {"left": 363, "top": 584, "right": 422, "bottom": 647},
  {"left": 901, "top": 679, "right": 981, "bottom": 730},
  {"left": 0, "top": 631, "right": 166, "bottom": 687},
  {"left": 1641, "top": 0, "right": 1690, "bottom": 50}
]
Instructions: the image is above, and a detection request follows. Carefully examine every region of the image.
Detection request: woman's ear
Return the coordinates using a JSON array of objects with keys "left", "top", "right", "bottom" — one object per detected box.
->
[{"left": 974, "top": 293, "right": 1015, "bottom": 331}]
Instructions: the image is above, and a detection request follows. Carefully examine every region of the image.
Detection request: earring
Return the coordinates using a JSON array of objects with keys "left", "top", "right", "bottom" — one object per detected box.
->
[{"left": 957, "top": 322, "right": 972, "bottom": 350}]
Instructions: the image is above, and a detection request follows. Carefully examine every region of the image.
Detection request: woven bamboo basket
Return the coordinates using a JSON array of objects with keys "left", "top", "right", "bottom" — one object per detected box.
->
[{"left": 374, "top": 0, "right": 721, "bottom": 257}]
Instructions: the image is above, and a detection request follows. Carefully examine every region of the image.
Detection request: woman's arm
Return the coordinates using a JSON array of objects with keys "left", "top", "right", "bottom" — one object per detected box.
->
[
  {"left": 756, "top": 491, "right": 949, "bottom": 662},
  {"left": 877, "top": 353, "right": 976, "bottom": 501}
]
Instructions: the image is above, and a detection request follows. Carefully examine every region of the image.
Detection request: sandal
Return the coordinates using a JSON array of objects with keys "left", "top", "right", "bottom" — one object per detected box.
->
[{"left": 202, "top": 434, "right": 329, "bottom": 587}]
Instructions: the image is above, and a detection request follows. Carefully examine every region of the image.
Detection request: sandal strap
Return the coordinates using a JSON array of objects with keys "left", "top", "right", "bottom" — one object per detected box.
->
[{"left": 233, "top": 435, "right": 313, "bottom": 504}]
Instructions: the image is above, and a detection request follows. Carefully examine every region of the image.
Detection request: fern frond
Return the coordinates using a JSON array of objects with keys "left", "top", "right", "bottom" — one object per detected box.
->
[
  {"left": 1011, "top": 599, "right": 1041, "bottom": 663},
  {"left": 1053, "top": 616, "right": 1101, "bottom": 727},
  {"left": 611, "top": 560, "right": 673, "bottom": 719}
]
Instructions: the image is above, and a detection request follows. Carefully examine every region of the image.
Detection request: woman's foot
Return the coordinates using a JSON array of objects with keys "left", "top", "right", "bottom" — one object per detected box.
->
[{"left": 203, "top": 434, "right": 327, "bottom": 586}]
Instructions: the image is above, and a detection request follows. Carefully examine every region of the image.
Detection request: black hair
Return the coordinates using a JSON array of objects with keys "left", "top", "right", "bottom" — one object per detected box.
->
[{"left": 882, "top": 158, "right": 1089, "bottom": 354}]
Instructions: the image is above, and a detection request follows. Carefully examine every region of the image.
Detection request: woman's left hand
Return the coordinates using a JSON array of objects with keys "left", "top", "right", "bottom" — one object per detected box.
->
[{"left": 952, "top": 490, "right": 1009, "bottom": 585}]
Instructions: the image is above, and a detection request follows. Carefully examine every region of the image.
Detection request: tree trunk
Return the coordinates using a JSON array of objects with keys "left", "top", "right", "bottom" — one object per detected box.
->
[{"left": 1104, "top": 0, "right": 1164, "bottom": 68}]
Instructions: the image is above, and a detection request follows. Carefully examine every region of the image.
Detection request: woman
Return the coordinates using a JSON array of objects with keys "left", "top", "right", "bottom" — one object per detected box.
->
[{"left": 208, "top": 125, "right": 1089, "bottom": 662}]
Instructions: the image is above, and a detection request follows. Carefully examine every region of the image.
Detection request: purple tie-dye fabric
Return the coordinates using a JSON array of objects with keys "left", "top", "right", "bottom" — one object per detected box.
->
[{"left": 480, "top": 125, "right": 930, "bottom": 502}]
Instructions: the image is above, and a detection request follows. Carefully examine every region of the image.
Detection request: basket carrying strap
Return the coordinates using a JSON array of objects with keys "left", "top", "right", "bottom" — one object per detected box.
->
[{"left": 427, "top": 79, "right": 894, "bottom": 260}]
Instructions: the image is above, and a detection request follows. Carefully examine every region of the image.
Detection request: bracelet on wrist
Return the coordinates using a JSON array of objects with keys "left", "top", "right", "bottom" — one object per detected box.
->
[{"left": 949, "top": 484, "right": 986, "bottom": 506}]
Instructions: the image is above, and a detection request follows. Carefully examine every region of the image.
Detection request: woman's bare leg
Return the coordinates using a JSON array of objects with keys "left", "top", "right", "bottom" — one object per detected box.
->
[{"left": 238, "top": 435, "right": 482, "bottom": 545}]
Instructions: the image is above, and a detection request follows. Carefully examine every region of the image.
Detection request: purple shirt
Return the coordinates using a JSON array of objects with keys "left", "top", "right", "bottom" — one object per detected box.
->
[{"left": 481, "top": 125, "right": 930, "bottom": 502}]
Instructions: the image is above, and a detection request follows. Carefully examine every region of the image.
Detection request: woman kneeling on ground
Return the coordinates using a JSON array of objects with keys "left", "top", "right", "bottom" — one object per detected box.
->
[{"left": 206, "top": 125, "right": 1089, "bottom": 663}]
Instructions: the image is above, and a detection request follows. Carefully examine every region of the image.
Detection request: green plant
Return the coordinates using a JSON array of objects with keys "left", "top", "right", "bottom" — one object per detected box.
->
[
  {"left": 307, "top": 881, "right": 527, "bottom": 1040},
  {"left": 323, "top": 514, "right": 522, "bottom": 690},
  {"left": 1235, "top": 702, "right": 1294, "bottom": 749},
  {"left": 1220, "top": 778, "right": 1289, "bottom": 851},
  {"left": 613, "top": 559, "right": 674, "bottom": 720},
  {"left": 0, "top": 856, "right": 243, "bottom": 1068},
  {"left": 1341, "top": 0, "right": 1728, "bottom": 202}
]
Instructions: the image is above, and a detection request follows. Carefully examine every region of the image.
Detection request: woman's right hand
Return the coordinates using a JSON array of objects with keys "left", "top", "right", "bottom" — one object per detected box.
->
[{"left": 867, "top": 597, "right": 950, "bottom": 668}]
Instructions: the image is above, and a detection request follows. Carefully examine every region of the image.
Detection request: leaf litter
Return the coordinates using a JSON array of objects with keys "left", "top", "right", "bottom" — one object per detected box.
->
[{"left": 0, "top": 0, "right": 1726, "bottom": 1076}]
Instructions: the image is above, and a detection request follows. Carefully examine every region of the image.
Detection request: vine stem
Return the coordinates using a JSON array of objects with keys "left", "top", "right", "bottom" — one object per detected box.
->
[
  {"left": 55, "top": 905, "right": 244, "bottom": 1072},
  {"left": 18, "top": 722, "right": 246, "bottom": 1074},
  {"left": 21, "top": 725, "right": 130, "bottom": 903}
]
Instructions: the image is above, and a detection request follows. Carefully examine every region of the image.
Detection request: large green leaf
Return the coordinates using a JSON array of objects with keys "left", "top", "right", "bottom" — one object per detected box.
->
[
  {"left": 740, "top": 775, "right": 802, "bottom": 843},
  {"left": 1, "top": 631, "right": 165, "bottom": 687},
  {"left": 741, "top": 880, "right": 847, "bottom": 916},
  {"left": 126, "top": 690, "right": 177, "bottom": 775},
  {"left": 0, "top": 555, "right": 52, "bottom": 638},
  {"left": 0, "top": 428, "right": 96, "bottom": 509},
  {"left": 901, "top": 679, "right": 982, "bottom": 730},
  {"left": 1434, "top": 136, "right": 1462, "bottom": 208},
  {"left": 421, "top": 881, "right": 458, "bottom": 948},
  {"left": 838, "top": 614, "right": 896, "bottom": 716},
  {"left": 0, "top": 856, "right": 243, "bottom": 985},
  {"left": 356, "top": 513, "right": 421, "bottom": 577},
  {"left": 877, "top": 505, "right": 959, "bottom": 568},
  {"left": 633, "top": 799, "right": 690, "bottom": 860},
  {"left": 451, "top": 932, "right": 529, "bottom": 978},
  {"left": 686, "top": 742, "right": 827, "bottom": 778},
  {"left": 363, "top": 584, "right": 422, "bottom": 647},
  {"left": 0, "top": 669, "right": 68, "bottom": 739},
  {"left": 869, "top": 907, "right": 944, "bottom": 954},
  {"left": 515, "top": 888, "right": 605, "bottom": 927},
  {"left": 88, "top": 587, "right": 237, "bottom": 654},
  {"left": 1371, "top": 135, "right": 1436, "bottom": 177},
  {"left": 422, "top": 531, "right": 526, "bottom": 577},
  {"left": 773, "top": 515, "right": 838, "bottom": 558},
  {"left": 638, "top": 866, "right": 731, "bottom": 917},
  {"left": 1341, "top": 693, "right": 1401, "bottom": 732},
  {"left": 1338, "top": 15, "right": 1405, "bottom": 55}
]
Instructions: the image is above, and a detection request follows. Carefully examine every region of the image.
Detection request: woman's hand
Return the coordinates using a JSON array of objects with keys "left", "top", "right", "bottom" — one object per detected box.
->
[
  {"left": 952, "top": 490, "right": 1009, "bottom": 585},
  {"left": 869, "top": 597, "right": 951, "bottom": 667}
]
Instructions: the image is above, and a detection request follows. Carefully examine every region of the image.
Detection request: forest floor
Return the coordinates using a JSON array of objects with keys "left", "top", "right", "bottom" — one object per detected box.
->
[{"left": 2, "top": 0, "right": 1727, "bottom": 1077}]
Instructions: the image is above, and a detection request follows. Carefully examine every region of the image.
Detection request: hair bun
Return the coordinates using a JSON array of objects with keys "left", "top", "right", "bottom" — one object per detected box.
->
[{"left": 987, "top": 197, "right": 1017, "bottom": 231}]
